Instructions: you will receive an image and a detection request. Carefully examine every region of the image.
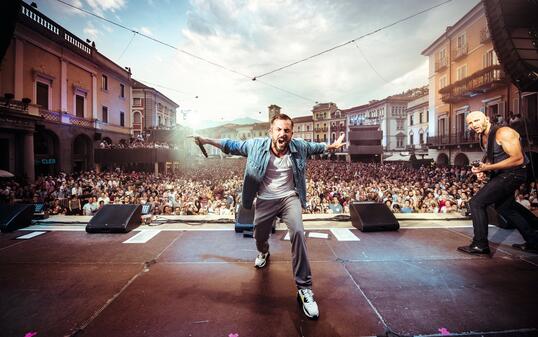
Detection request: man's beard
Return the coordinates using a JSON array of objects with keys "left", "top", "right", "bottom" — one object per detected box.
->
[{"left": 272, "top": 137, "right": 289, "bottom": 153}]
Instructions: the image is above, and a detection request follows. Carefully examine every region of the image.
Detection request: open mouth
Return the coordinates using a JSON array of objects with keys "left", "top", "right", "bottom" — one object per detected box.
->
[{"left": 277, "top": 138, "right": 287, "bottom": 146}]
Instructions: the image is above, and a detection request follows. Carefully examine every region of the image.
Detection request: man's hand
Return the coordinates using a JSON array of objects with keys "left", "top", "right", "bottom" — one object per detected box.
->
[
  {"left": 187, "top": 135, "right": 204, "bottom": 146},
  {"left": 327, "top": 133, "right": 345, "bottom": 150},
  {"left": 188, "top": 136, "right": 208, "bottom": 157},
  {"left": 471, "top": 162, "right": 488, "bottom": 173},
  {"left": 475, "top": 172, "right": 486, "bottom": 181}
]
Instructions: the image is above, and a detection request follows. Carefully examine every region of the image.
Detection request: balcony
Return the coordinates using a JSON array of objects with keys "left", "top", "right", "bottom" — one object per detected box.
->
[
  {"left": 452, "top": 43, "right": 468, "bottom": 61},
  {"left": 439, "top": 65, "right": 507, "bottom": 103},
  {"left": 435, "top": 57, "right": 448, "bottom": 72},
  {"left": 38, "top": 109, "right": 131, "bottom": 134},
  {"left": 40, "top": 109, "right": 94, "bottom": 128},
  {"left": 480, "top": 28, "right": 491, "bottom": 43},
  {"left": 406, "top": 144, "right": 429, "bottom": 152},
  {"left": 427, "top": 132, "right": 479, "bottom": 147}
]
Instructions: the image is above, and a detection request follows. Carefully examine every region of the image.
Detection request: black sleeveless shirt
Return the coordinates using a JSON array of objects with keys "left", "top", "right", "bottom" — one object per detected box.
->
[{"left": 482, "top": 126, "right": 528, "bottom": 175}]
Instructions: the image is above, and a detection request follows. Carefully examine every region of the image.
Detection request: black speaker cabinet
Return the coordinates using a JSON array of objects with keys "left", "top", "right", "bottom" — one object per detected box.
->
[
  {"left": 235, "top": 204, "right": 255, "bottom": 233},
  {"left": 235, "top": 204, "right": 276, "bottom": 234},
  {"left": 0, "top": 204, "right": 34, "bottom": 232},
  {"left": 86, "top": 204, "right": 142, "bottom": 233},
  {"left": 350, "top": 201, "right": 399, "bottom": 232}
]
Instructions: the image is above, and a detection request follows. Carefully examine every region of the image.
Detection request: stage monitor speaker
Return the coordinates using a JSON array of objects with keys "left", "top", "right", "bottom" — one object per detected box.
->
[
  {"left": 234, "top": 204, "right": 276, "bottom": 234},
  {"left": 350, "top": 201, "right": 399, "bottom": 232},
  {"left": 0, "top": 204, "right": 34, "bottom": 232},
  {"left": 235, "top": 204, "right": 255, "bottom": 233},
  {"left": 86, "top": 204, "right": 142, "bottom": 233}
]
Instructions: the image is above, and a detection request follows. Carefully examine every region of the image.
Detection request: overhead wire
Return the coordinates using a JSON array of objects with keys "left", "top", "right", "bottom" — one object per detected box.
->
[
  {"left": 353, "top": 41, "right": 389, "bottom": 84},
  {"left": 252, "top": 0, "right": 453, "bottom": 80},
  {"left": 117, "top": 31, "right": 136, "bottom": 61},
  {"left": 53, "top": 0, "right": 317, "bottom": 103}
]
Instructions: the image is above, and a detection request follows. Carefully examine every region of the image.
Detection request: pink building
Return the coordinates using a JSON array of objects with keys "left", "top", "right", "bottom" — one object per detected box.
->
[{"left": 0, "top": 1, "right": 132, "bottom": 181}]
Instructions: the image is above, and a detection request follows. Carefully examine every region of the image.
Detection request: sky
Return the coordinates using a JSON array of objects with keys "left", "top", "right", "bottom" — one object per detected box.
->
[{"left": 34, "top": 0, "right": 479, "bottom": 129}]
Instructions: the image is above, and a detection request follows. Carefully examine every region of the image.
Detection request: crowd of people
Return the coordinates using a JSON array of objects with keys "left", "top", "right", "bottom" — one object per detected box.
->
[
  {"left": 1, "top": 159, "right": 536, "bottom": 216},
  {"left": 98, "top": 135, "right": 178, "bottom": 150}
]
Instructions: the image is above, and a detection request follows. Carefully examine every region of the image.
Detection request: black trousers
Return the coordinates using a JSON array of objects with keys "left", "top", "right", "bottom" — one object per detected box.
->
[{"left": 469, "top": 168, "right": 538, "bottom": 247}]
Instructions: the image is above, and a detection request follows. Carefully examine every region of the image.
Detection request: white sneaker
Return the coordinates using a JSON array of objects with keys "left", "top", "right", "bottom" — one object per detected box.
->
[
  {"left": 254, "top": 252, "right": 269, "bottom": 268},
  {"left": 297, "top": 288, "right": 319, "bottom": 319}
]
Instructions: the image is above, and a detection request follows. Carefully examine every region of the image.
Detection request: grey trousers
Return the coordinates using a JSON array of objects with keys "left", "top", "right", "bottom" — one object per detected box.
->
[{"left": 254, "top": 194, "right": 312, "bottom": 289}]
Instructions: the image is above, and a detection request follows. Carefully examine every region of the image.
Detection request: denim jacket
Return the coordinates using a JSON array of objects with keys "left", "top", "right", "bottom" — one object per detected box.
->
[{"left": 220, "top": 137, "right": 327, "bottom": 209}]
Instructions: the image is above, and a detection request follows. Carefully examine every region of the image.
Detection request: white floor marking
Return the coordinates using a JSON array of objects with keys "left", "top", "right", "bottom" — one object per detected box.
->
[
  {"left": 330, "top": 228, "right": 360, "bottom": 241},
  {"left": 308, "top": 232, "right": 329, "bottom": 239},
  {"left": 123, "top": 230, "right": 161, "bottom": 244},
  {"left": 16, "top": 231, "right": 46, "bottom": 240}
]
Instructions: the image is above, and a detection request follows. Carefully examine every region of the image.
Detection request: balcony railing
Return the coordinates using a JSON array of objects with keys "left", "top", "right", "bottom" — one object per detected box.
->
[
  {"left": 452, "top": 43, "right": 468, "bottom": 61},
  {"left": 427, "top": 132, "right": 479, "bottom": 147},
  {"left": 0, "top": 96, "right": 30, "bottom": 113},
  {"left": 40, "top": 109, "right": 94, "bottom": 128},
  {"left": 439, "top": 65, "right": 507, "bottom": 103},
  {"left": 406, "top": 144, "right": 429, "bottom": 152},
  {"left": 480, "top": 28, "right": 491, "bottom": 43},
  {"left": 39, "top": 109, "right": 61, "bottom": 123},
  {"left": 435, "top": 57, "right": 448, "bottom": 72},
  {"left": 38, "top": 109, "right": 131, "bottom": 134},
  {"left": 20, "top": 2, "right": 93, "bottom": 57}
]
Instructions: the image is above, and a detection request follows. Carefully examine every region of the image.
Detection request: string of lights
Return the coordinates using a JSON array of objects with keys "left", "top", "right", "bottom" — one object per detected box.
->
[
  {"left": 251, "top": 0, "right": 452, "bottom": 80},
  {"left": 53, "top": 0, "right": 317, "bottom": 103}
]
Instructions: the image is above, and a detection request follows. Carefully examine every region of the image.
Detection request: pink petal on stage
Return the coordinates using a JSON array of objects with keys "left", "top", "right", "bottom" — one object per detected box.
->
[
  {"left": 228, "top": 333, "right": 239, "bottom": 337},
  {"left": 438, "top": 327, "right": 450, "bottom": 335},
  {"left": 24, "top": 332, "right": 38, "bottom": 337}
]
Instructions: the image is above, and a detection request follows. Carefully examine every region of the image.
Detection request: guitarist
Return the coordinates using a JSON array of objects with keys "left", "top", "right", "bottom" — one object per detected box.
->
[{"left": 458, "top": 111, "right": 538, "bottom": 254}]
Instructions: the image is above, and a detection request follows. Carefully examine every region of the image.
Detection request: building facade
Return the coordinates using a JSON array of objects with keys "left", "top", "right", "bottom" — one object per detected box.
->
[
  {"left": 421, "top": 2, "right": 517, "bottom": 166},
  {"left": 345, "top": 95, "right": 412, "bottom": 153},
  {"left": 312, "top": 102, "right": 337, "bottom": 144},
  {"left": 406, "top": 88, "right": 429, "bottom": 157},
  {"left": 131, "top": 79, "right": 178, "bottom": 136},
  {"left": 293, "top": 115, "right": 313, "bottom": 142},
  {"left": 0, "top": 1, "right": 132, "bottom": 180}
]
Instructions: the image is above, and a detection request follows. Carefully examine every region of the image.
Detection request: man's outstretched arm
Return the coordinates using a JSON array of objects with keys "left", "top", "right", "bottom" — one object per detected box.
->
[
  {"left": 193, "top": 136, "right": 223, "bottom": 150},
  {"left": 327, "top": 133, "right": 345, "bottom": 151},
  {"left": 306, "top": 132, "right": 346, "bottom": 156},
  {"left": 191, "top": 136, "right": 249, "bottom": 157}
]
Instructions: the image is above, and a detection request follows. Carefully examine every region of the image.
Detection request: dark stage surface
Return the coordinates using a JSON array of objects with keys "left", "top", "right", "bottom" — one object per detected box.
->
[{"left": 1, "top": 223, "right": 537, "bottom": 337}]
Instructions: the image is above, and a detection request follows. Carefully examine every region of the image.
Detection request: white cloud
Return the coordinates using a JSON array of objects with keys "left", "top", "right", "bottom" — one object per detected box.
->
[
  {"left": 390, "top": 60, "right": 429, "bottom": 88},
  {"left": 52, "top": 0, "right": 86, "bottom": 16},
  {"left": 128, "top": 0, "right": 480, "bottom": 126},
  {"left": 85, "top": 0, "right": 126, "bottom": 15},
  {"left": 140, "top": 27, "right": 153, "bottom": 36},
  {"left": 83, "top": 21, "right": 100, "bottom": 40}
]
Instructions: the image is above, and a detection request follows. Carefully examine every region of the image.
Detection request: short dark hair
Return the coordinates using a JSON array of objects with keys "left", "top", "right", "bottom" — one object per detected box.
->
[{"left": 270, "top": 113, "right": 294, "bottom": 128}]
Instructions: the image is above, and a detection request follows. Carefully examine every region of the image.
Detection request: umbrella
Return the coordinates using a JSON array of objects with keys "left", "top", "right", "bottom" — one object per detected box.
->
[{"left": 0, "top": 169, "right": 15, "bottom": 178}]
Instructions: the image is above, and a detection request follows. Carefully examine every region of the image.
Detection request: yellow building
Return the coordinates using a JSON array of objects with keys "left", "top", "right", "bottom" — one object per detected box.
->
[
  {"left": 422, "top": 2, "right": 520, "bottom": 166},
  {"left": 293, "top": 115, "right": 313, "bottom": 142},
  {"left": 312, "top": 102, "right": 337, "bottom": 144}
]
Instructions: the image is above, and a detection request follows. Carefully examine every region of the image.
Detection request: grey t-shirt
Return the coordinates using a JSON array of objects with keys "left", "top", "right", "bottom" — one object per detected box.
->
[{"left": 257, "top": 152, "right": 296, "bottom": 200}]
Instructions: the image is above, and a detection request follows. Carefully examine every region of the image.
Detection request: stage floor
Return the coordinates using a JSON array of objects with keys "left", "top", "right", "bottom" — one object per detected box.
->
[{"left": 1, "top": 220, "right": 538, "bottom": 337}]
